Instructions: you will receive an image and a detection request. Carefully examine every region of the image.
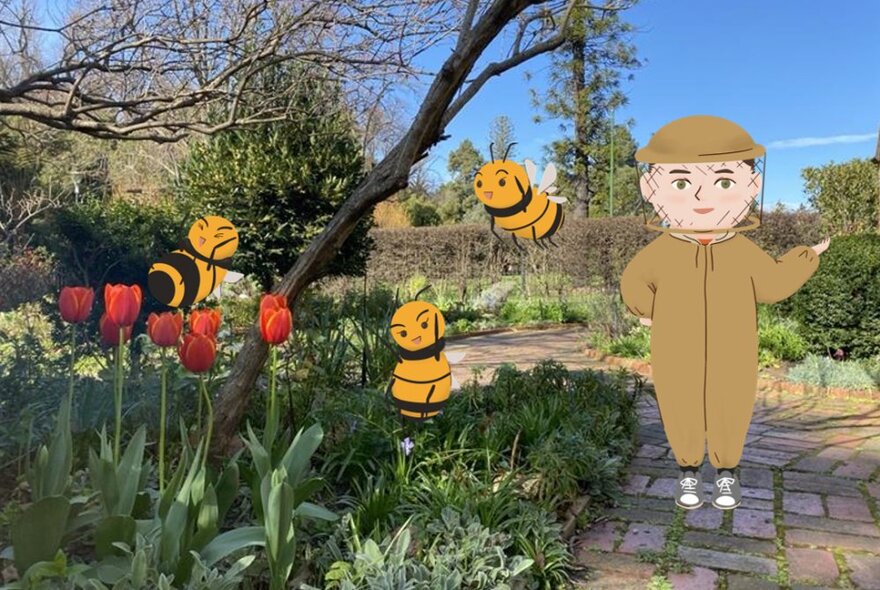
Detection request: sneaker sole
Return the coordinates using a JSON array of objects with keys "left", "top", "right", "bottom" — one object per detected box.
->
[
  {"left": 712, "top": 499, "right": 741, "bottom": 510},
  {"left": 676, "top": 498, "right": 704, "bottom": 510}
]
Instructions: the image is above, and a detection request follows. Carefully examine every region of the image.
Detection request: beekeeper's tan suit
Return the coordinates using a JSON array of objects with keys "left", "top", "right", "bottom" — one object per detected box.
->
[
  {"left": 620, "top": 114, "right": 821, "bottom": 470},
  {"left": 621, "top": 231, "right": 818, "bottom": 468}
]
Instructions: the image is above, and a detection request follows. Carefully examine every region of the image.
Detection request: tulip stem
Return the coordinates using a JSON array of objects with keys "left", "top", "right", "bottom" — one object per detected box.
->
[
  {"left": 265, "top": 345, "right": 278, "bottom": 449},
  {"left": 114, "top": 326, "right": 124, "bottom": 464},
  {"left": 159, "top": 349, "right": 167, "bottom": 494},
  {"left": 68, "top": 324, "right": 76, "bottom": 425},
  {"left": 200, "top": 375, "right": 212, "bottom": 472}
]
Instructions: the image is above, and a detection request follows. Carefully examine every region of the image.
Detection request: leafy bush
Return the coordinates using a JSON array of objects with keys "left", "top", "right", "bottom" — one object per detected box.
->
[
  {"left": 757, "top": 305, "right": 807, "bottom": 367},
  {"left": 591, "top": 324, "right": 650, "bottom": 359},
  {"left": 318, "top": 509, "right": 533, "bottom": 590},
  {"left": 787, "top": 354, "right": 878, "bottom": 391},
  {"left": 178, "top": 69, "right": 370, "bottom": 290},
  {"left": 789, "top": 234, "right": 880, "bottom": 358},
  {"left": 0, "top": 247, "right": 56, "bottom": 312}
]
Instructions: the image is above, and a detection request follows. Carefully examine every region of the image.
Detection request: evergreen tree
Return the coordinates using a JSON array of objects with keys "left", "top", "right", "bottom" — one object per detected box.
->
[{"left": 531, "top": 1, "right": 640, "bottom": 217}]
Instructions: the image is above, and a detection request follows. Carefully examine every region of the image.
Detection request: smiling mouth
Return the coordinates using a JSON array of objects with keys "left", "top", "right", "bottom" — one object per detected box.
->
[
  {"left": 412, "top": 336, "right": 422, "bottom": 345},
  {"left": 198, "top": 236, "right": 206, "bottom": 246},
  {"left": 483, "top": 191, "right": 493, "bottom": 200},
  {"left": 693, "top": 208, "right": 715, "bottom": 214}
]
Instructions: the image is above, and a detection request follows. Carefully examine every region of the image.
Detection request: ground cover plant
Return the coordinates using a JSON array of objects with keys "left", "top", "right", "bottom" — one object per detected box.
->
[{"left": 0, "top": 278, "right": 644, "bottom": 589}]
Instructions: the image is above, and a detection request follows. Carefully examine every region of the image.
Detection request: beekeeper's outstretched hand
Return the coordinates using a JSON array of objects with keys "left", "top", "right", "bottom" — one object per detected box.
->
[
  {"left": 811, "top": 236, "right": 831, "bottom": 256},
  {"left": 639, "top": 317, "right": 652, "bottom": 327}
]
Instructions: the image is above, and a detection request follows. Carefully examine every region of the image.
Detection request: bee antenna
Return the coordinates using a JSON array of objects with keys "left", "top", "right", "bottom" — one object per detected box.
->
[
  {"left": 502, "top": 142, "right": 517, "bottom": 161},
  {"left": 414, "top": 285, "right": 431, "bottom": 300},
  {"left": 489, "top": 142, "right": 495, "bottom": 162}
]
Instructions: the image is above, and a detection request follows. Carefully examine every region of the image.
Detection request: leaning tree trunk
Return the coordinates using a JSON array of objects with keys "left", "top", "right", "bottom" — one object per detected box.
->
[{"left": 209, "top": 0, "right": 575, "bottom": 459}]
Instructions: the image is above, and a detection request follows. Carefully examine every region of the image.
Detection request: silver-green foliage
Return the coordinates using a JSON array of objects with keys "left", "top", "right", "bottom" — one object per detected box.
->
[{"left": 319, "top": 508, "right": 533, "bottom": 590}]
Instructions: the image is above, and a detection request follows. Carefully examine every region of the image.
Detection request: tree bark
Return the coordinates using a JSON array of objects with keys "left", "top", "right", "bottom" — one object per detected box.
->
[
  {"left": 210, "top": 0, "right": 573, "bottom": 459},
  {"left": 570, "top": 2, "right": 590, "bottom": 218}
]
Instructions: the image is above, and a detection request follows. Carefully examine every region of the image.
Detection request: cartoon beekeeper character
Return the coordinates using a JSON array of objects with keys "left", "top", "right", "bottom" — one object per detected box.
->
[{"left": 620, "top": 115, "right": 830, "bottom": 510}]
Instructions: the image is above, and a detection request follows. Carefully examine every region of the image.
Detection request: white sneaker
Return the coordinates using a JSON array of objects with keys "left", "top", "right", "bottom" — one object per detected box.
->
[{"left": 675, "top": 468, "right": 704, "bottom": 510}]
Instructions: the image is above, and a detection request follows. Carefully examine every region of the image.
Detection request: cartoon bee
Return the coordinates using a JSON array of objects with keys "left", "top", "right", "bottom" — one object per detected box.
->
[
  {"left": 147, "top": 215, "right": 244, "bottom": 308},
  {"left": 386, "top": 289, "right": 465, "bottom": 422},
  {"left": 474, "top": 142, "right": 568, "bottom": 249}
]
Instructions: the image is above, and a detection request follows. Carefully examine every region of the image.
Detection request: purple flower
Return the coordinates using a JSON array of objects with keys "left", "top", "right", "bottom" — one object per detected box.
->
[
  {"left": 832, "top": 348, "right": 845, "bottom": 361},
  {"left": 400, "top": 437, "right": 414, "bottom": 456}
]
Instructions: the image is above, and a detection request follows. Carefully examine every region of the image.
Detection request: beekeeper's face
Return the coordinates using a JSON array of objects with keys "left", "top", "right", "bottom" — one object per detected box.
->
[{"left": 639, "top": 161, "right": 762, "bottom": 230}]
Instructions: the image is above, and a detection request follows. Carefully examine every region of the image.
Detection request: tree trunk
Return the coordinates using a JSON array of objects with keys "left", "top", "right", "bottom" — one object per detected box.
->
[
  {"left": 570, "top": 3, "right": 590, "bottom": 218},
  {"left": 209, "top": 0, "right": 559, "bottom": 459}
]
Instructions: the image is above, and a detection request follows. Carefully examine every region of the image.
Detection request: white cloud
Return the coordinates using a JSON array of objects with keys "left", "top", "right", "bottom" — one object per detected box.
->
[{"left": 767, "top": 132, "right": 876, "bottom": 149}]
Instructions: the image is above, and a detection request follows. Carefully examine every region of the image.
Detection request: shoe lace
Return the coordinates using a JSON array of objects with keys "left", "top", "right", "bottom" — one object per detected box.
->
[
  {"left": 680, "top": 476, "right": 698, "bottom": 492},
  {"left": 716, "top": 477, "right": 735, "bottom": 495}
]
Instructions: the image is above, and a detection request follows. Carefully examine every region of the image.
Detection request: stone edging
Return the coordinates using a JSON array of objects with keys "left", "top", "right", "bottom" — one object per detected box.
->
[
  {"left": 445, "top": 322, "right": 589, "bottom": 341},
  {"left": 583, "top": 348, "right": 880, "bottom": 401}
]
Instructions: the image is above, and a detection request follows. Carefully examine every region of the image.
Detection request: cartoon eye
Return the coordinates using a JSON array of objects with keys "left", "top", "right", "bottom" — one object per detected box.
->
[
  {"left": 672, "top": 179, "right": 691, "bottom": 190},
  {"left": 476, "top": 180, "right": 483, "bottom": 188},
  {"left": 498, "top": 178, "right": 506, "bottom": 187},
  {"left": 715, "top": 178, "right": 735, "bottom": 189},
  {"left": 399, "top": 330, "right": 407, "bottom": 338},
  {"left": 421, "top": 321, "right": 428, "bottom": 329}
]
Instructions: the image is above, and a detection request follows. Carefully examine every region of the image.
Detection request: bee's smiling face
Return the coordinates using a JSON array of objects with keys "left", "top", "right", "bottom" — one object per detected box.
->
[
  {"left": 390, "top": 302, "right": 446, "bottom": 351},
  {"left": 188, "top": 215, "right": 239, "bottom": 259},
  {"left": 474, "top": 161, "right": 528, "bottom": 208}
]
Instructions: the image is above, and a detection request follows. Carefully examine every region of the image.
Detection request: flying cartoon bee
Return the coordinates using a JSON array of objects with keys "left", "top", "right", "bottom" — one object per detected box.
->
[
  {"left": 148, "top": 215, "right": 244, "bottom": 308},
  {"left": 474, "top": 142, "right": 568, "bottom": 250},
  {"left": 386, "top": 288, "right": 465, "bottom": 422}
]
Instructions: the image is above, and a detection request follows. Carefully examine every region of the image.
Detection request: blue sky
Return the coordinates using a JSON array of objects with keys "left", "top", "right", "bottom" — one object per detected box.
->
[{"left": 413, "top": 0, "right": 879, "bottom": 209}]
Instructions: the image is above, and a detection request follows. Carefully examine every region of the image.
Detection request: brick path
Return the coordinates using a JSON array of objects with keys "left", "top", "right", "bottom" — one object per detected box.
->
[{"left": 447, "top": 327, "right": 880, "bottom": 590}]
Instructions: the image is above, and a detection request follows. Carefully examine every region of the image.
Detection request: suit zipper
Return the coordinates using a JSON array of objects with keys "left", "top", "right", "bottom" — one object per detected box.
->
[{"left": 702, "top": 245, "right": 708, "bottom": 435}]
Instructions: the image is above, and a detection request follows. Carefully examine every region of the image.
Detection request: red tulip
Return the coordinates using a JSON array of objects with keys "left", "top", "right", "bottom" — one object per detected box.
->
[
  {"left": 104, "top": 284, "right": 142, "bottom": 327},
  {"left": 147, "top": 311, "right": 183, "bottom": 347},
  {"left": 178, "top": 333, "right": 217, "bottom": 373},
  {"left": 99, "top": 313, "right": 133, "bottom": 346},
  {"left": 259, "top": 294, "right": 292, "bottom": 345},
  {"left": 189, "top": 308, "right": 222, "bottom": 338},
  {"left": 59, "top": 286, "right": 94, "bottom": 323}
]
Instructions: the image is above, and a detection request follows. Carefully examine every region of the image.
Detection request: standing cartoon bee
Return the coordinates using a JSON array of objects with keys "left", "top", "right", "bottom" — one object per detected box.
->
[
  {"left": 148, "top": 215, "right": 244, "bottom": 308},
  {"left": 474, "top": 142, "right": 568, "bottom": 250},
  {"left": 386, "top": 289, "right": 465, "bottom": 422}
]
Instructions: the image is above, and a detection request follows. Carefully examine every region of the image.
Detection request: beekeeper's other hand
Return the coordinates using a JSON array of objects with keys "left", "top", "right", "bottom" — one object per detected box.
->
[
  {"left": 639, "top": 317, "right": 652, "bottom": 327},
  {"left": 811, "top": 236, "right": 830, "bottom": 256}
]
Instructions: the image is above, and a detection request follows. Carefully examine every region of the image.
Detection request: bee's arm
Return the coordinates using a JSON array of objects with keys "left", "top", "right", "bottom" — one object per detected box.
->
[
  {"left": 489, "top": 216, "right": 504, "bottom": 242},
  {"left": 385, "top": 377, "right": 395, "bottom": 400}
]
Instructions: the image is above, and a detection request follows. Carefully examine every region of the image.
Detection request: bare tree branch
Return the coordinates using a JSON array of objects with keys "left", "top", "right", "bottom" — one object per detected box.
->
[{"left": 206, "top": 0, "right": 640, "bottom": 459}]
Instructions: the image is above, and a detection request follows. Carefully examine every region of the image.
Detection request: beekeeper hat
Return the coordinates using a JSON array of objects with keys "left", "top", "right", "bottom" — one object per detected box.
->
[{"left": 635, "top": 115, "right": 765, "bottom": 163}]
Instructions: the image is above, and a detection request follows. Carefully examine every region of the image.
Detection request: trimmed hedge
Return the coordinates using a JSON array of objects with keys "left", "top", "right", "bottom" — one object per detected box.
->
[
  {"left": 788, "top": 233, "right": 880, "bottom": 358},
  {"left": 365, "top": 210, "right": 824, "bottom": 287}
]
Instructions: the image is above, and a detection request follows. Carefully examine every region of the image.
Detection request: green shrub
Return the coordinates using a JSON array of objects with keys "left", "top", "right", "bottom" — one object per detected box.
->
[
  {"left": 0, "top": 247, "right": 57, "bottom": 312},
  {"left": 787, "top": 354, "right": 878, "bottom": 391},
  {"left": 592, "top": 324, "right": 650, "bottom": 359},
  {"left": 757, "top": 305, "right": 807, "bottom": 366},
  {"left": 178, "top": 68, "right": 370, "bottom": 290},
  {"left": 789, "top": 234, "right": 880, "bottom": 358}
]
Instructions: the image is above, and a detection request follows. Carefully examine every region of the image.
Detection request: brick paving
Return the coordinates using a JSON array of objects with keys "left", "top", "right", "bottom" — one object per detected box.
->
[{"left": 448, "top": 327, "right": 880, "bottom": 589}]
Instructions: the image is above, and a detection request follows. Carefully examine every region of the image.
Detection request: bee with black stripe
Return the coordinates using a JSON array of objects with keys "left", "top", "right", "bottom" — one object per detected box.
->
[
  {"left": 474, "top": 142, "right": 568, "bottom": 250},
  {"left": 386, "top": 289, "right": 465, "bottom": 422},
  {"left": 148, "top": 215, "right": 242, "bottom": 308}
]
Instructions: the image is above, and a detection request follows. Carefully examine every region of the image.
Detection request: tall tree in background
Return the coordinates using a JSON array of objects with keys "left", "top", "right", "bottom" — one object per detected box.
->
[
  {"left": 802, "top": 158, "right": 879, "bottom": 235},
  {"left": 489, "top": 115, "right": 517, "bottom": 160},
  {"left": 532, "top": 0, "right": 640, "bottom": 217},
  {"left": 438, "top": 139, "right": 485, "bottom": 223}
]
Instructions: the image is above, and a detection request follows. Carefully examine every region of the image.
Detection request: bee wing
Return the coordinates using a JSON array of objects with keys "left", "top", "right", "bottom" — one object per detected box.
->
[
  {"left": 548, "top": 195, "right": 568, "bottom": 204},
  {"left": 538, "top": 163, "right": 558, "bottom": 195},
  {"left": 223, "top": 271, "right": 244, "bottom": 283},
  {"left": 524, "top": 159, "right": 538, "bottom": 188},
  {"left": 445, "top": 351, "right": 466, "bottom": 364}
]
